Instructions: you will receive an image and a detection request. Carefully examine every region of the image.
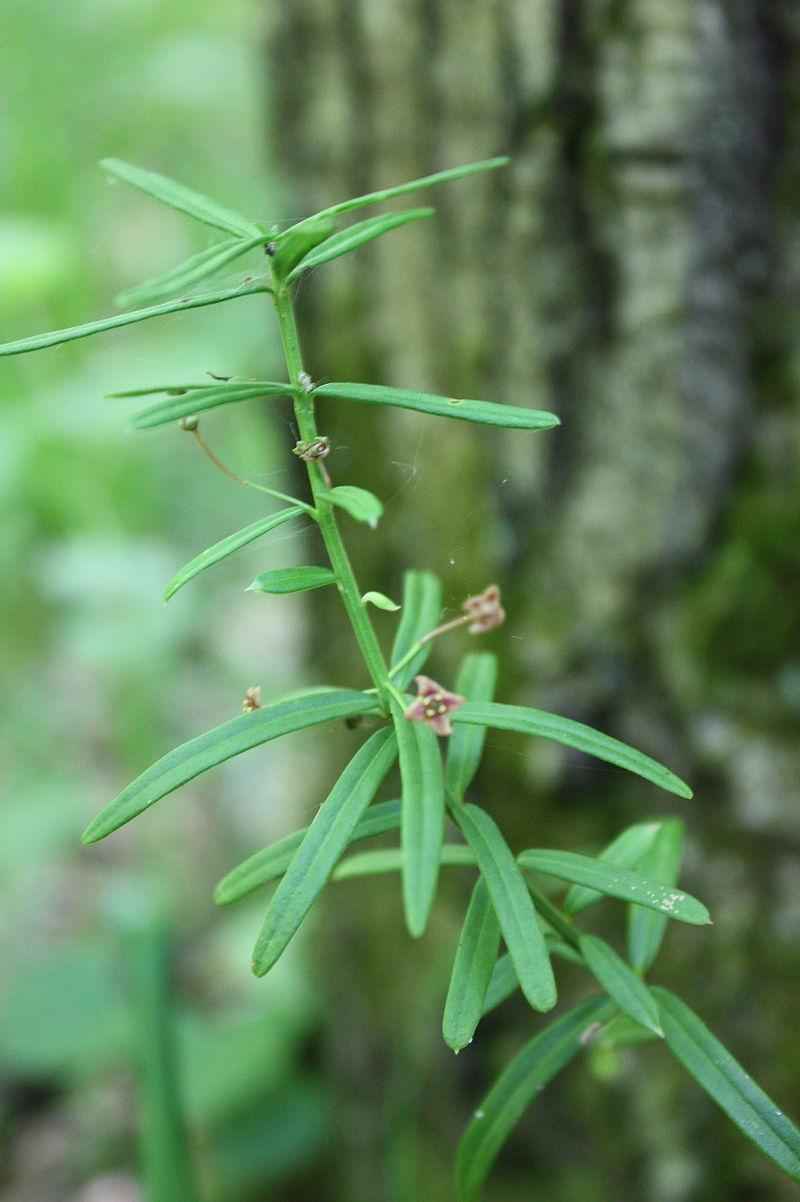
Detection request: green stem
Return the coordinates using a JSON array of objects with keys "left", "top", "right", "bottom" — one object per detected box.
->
[
  {"left": 272, "top": 284, "right": 390, "bottom": 706},
  {"left": 526, "top": 883, "right": 582, "bottom": 950}
]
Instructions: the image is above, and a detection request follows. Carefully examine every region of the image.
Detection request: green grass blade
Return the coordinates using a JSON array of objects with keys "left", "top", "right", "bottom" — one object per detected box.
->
[
  {"left": 247, "top": 566, "right": 337, "bottom": 595},
  {"left": 445, "top": 654, "right": 498, "bottom": 801},
  {"left": 316, "top": 156, "right": 509, "bottom": 219},
  {"left": 519, "top": 849, "right": 709, "bottom": 926},
  {"left": 101, "top": 158, "right": 263, "bottom": 238},
  {"left": 453, "top": 803, "right": 556, "bottom": 1013},
  {"left": 133, "top": 382, "right": 292, "bottom": 429},
  {"left": 251, "top": 728, "right": 398, "bottom": 976},
  {"left": 214, "top": 799, "right": 402, "bottom": 905},
  {"left": 391, "top": 700, "right": 445, "bottom": 938},
  {"left": 627, "top": 819, "right": 685, "bottom": 972},
  {"left": 332, "top": 845, "right": 476, "bottom": 880},
  {"left": 653, "top": 988, "right": 800, "bottom": 1181},
  {"left": 116, "top": 234, "right": 267, "bottom": 308},
  {"left": 0, "top": 283, "right": 269, "bottom": 357},
  {"left": 81, "top": 689, "right": 381, "bottom": 844},
  {"left": 456, "top": 995, "right": 615, "bottom": 1202},
  {"left": 390, "top": 570, "right": 443, "bottom": 688},
  {"left": 287, "top": 208, "right": 434, "bottom": 280},
  {"left": 579, "top": 935, "right": 663, "bottom": 1036},
  {"left": 312, "top": 382, "right": 559, "bottom": 431},
  {"left": 164, "top": 507, "right": 305, "bottom": 601},
  {"left": 318, "top": 485, "right": 383, "bottom": 528},
  {"left": 564, "top": 821, "right": 662, "bottom": 914},
  {"left": 453, "top": 702, "right": 693, "bottom": 799},
  {"left": 443, "top": 878, "right": 502, "bottom": 1053}
]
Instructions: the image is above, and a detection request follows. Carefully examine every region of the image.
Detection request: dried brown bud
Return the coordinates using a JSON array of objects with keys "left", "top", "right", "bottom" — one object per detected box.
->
[
  {"left": 242, "top": 686, "right": 262, "bottom": 714},
  {"left": 462, "top": 584, "right": 505, "bottom": 634},
  {"left": 292, "top": 436, "right": 330, "bottom": 463}
]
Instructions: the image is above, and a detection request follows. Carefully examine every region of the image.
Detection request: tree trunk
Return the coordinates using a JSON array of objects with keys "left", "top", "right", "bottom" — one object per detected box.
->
[{"left": 265, "top": 3, "right": 800, "bottom": 1199}]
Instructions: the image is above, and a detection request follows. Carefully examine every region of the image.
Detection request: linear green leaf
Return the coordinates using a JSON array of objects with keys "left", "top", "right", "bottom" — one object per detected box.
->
[
  {"left": 390, "top": 570, "right": 443, "bottom": 688},
  {"left": 579, "top": 935, "right": 663, "bottom": 1036},
  {"left": 391, "top": 700, "right": 445, "bottom": 938},
  {"left": 247, "top": 566, "right": 336, "bottom": 595},
  {"left": 133, "top": 382, "right": 292, "bottom": 429},
  {"left": 361, "top": 590, "right": 400, "bottom": 611},
  {"left": 445, "top": 654, "right": 498, "bottom": 801},
  {"left": 319, "top": 485, "right": 383, "bottom": 528},
  {"left": 443, "top": 878, "right": 501, "bottom": 1053},
  {"left": 81, "top": 689, "right": 381, "bottom": 844},
  {"left": 109, "top": 383, "right": 214, "bottom": 398},
  {"left": 627, "top": 819, "right": 685, "bottom": 972},
  {"left": 315, "top": 156, "right": 509, "bottom": 219},
  {"left": 453, "top": 803, "right": 556, "bottom": 1013},
  {"left": 116, "top": 234, "right": 267, "bottom": 308},
  {"left": 251, "top": 728, "right": 398, "bottom": 976},
  {"left": 519, "top": 849, "right": 709, "bottom": 926},
  {"left": 596, "top": 1013, "right": 661, "bottom": 1048},
  {"left": 215, "top": 799, "right": 402, "bottom": 905},
  {"left": 482, "top": 939, "right": 584, "bottom": 1019},
  {"left": 0, "top": 283, "right": 269, "bottom": 357},
  {"left": 164, "top": 507, "right": 304, "bottom": 601},
  {"left": 101, "top": 158, "right": 263, "bottom": 238},
  {"left": 313, "top": 382, "right": 559, "bottom": 431},
  {"left": 653, "top": 988, "right": 800, "bottom": 1181},
  {"left": 332, "top": 844, "right": 476, "bottom": 880},
  {"left": 453, "top": 702, "right": 693, "bottom": 800},
  {"left": 456, "top": 995, "right": 615, "bottom": 1202},
  {"left": 270, "top": 216, "right": 337, "bottom": 280},
  {"left": 287, "top": 208, "right": 434, "bottom": 280},
  {"left": 564, "top": 821, "right": 662, "bottom": 914}
]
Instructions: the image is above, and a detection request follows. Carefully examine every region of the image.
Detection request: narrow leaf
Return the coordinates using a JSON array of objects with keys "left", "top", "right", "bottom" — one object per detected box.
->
[
  {"left": 654, "top": 988, "right": 800, "bottom": 1182},
  {"left": 627, "top": 819, "right": 685, "bottom": 972},
  {"left": 316, "top": 156, "right": 509, "bottom": 219},
  {"left": 270, "top": 215, "right": 337, "bottom": 279},
  {"left": 361, "top": 590, "right": 401, "bottom": 611},
  {"left": 332, "top": 844, "right": 475, "bottom": 880},
  {"left": 443, "top": 879, "right": 502, "bottom": 1053},
  {"left": 319, "top": 485, "right": 383, "bottom": 528},
  {"left": 564, "top": 821, "right": 662, "bottom": 914},
  {"left": 579, "top": 935, "right": 663, "bottom": 1036},
  {"left": 313, "top": 382, "right": 559, "bottom": 431},
  {"left": 519, "top": 849, "right": 710, "bottom": 927},
  {"left": 164, "top": 507, "right": 304, "bottom": 602},
  {"left": 81, "top": 689, "right": 381, "bottom": 844},
  {"left": 481, "top": 940, "right": 583, "bottom": 1019},
  {"left": 101, "top": 158, "right": 263, "bottom": 238},
  {"left": 597, "top": 1013, "right": 661, "bottom": 1048},
  {"left": 251, "top": 729, "right": 398, "bottom": 976},
  {"left": 116, "top": 234, "right": 266, "bottom": 308},
  {"left": 287, "top": 208, "right": 434, "bottom": 280},
  {"left": 453, "top": 803, "right": 556, "bottom": 1013},
  {"left": 391, "top": 700, "right": 445, "bottom": 938},
  {"left": 109, "top": 383, "right": 214, "bottom": 398},
  {"left": 215, "top": 799, "right": 402, "bottom": 905},
  {"left": 133, "top": 382, "right": 292, "bottom": 429},
  {"left": 453, "top": 702, "right": 693, "bottom": 800},
  {"left": 0, "top": 283, "right": 268, "bottom": 358},
  {"left": 456, "top": 995, "right": 615, "bottom": 1202},
  {"left": 247, "top": 566, "right": 336, "bottom": 595},
  {"left": 445, "top": 653, "right": 498, "bottom": 801},
  {"left": 390, "top": 570, "right": 443, "bottom": 688}
]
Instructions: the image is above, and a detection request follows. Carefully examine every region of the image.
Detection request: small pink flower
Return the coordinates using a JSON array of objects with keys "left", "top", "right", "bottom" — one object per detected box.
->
[
  {"left": 463, "top": 584, "right": 505, "bottom": 634},
  {"left": 404, "top": 675, "right": 465, "bottom": 736}
]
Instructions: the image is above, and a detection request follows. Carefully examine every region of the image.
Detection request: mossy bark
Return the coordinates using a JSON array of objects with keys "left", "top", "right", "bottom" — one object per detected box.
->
[{"left": 266, "top": 3, "right": 800, "bottom": 1199}]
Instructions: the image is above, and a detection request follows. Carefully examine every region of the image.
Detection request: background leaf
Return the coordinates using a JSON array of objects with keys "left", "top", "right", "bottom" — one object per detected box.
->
[
  {"left": 81, "top": 690, "right": 381, "bottom": 843},
  {"left": 332, "top": 845, "right": 476, "bottom": 880},
  {"left": 116, "top": 233, "right": 267, "bottom": 308},
  {"left": 442, "top": 878, "right": 501, "bottom": 1053},
  {"left": 101, "top": 157, "right": 263, "bottom": 238},
  {"left": 391, "top": 700, "right": 445, "bottom": 938},
  {"left": 578, "top": 934, "right": 663, "bottom": 1036},
  {"left": 164, "top": 507, "right": 305, "bottom": 601},
  {"left": 564, "top": 821, "right": 662, "bottom": 914},
  {"left": 627, "top": 820, "right": 686, "bottom": 972},
  {"left": 251, "top": 729, "right": 398, "bottom": 976},
  {"left": 654, "top": 988, "right": 800, "bottom": 1181},
  {"left": 390, "top": 570, "right": 443, "bottom": 687},
  {"left": 133, "top": 381, "right": 292, "bottom": 429},
  {"left": 445, "top": 653, "right": 498, "bottom": 801},
  {"left": 287, "top": 208, "right": 434, "bottom": 280},
  {"left": 454, "top": 702, "right": 693, "bottom": 799},
  {"left": 313, "top": 382, "right": 559, "bottom": 430}
]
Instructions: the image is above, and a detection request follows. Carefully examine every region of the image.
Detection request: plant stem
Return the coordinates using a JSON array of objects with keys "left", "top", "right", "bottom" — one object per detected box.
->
[{"left": 272, "top": 283, "right": 390, "bottom": 707}]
